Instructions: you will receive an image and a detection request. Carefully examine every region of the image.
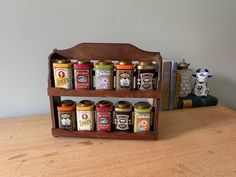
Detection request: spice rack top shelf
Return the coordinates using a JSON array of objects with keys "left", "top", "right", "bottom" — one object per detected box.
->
[
  {"left": 48, "top": 43, "right": 162, "bottom": 89},
  {"left": 48, "top": 87, "right": 161, "bottom": 98}
]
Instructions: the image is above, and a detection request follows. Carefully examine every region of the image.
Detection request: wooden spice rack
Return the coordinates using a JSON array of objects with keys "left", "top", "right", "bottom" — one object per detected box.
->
[{"left": 47, "top": 43, "right": 162, "bottom": 140}]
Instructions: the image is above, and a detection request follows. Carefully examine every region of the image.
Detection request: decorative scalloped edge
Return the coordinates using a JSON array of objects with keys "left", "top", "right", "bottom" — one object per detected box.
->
[{"left": 51, "top": 42, "right": 161, "bottom": 61}]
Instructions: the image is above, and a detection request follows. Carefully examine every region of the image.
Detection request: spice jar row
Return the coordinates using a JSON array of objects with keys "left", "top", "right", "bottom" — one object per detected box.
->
[
  {"left": 57, "top": 100, "right": 154, "bottom": 133},
  {"left": 52, "top": 59, "right": 158, "bottom": 90}
]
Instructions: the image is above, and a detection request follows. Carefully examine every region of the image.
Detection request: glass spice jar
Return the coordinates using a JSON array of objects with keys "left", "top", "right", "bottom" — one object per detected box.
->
[
  {"left": 177, "top": 59, "right": 192, "bottom": 97},
  {"left": 95, "top": 100, "right": 113, "bottom": 131},
  {"left": 115, "top": 61, "right": 134, "bottom": 90},
  {"left": 114, "top": 101, "right": 133, "bottom": 131},
  {"left": 73, "top": 60, "right": 93, "bottom": 90},
  {"left": 134, "top": 102, "right": 152, "bottom": 133},
  {"left": 137, "top": 61, "right": 157, "bottom": 90},
  {"left": 76, "top": 100, "right": 95, "bottom": 131},
  {"left": 53, "top": 60, "right": 73, "bottom": 89},
  {"left": 94, "top": 60, "right": 114, "bottom": 90},
  {"left": 57, "top": 100, "right": 76, "bottom": 130}
]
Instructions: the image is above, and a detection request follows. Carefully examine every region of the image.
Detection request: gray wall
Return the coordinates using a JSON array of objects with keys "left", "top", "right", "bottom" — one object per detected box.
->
[{"left": 0, "top": 0, "right": 235, "bottom": 118}]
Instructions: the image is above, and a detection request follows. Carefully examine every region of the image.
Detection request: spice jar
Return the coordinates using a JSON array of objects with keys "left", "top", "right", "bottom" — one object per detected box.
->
[
  {"left": 134, "top": 102, "right": 152, "bottom": 133},
  {"left": 94, "top": 61, "right": 114, "bottom": 90},
  {"left": 73, "top": 60, "right": 93, "bottom": 90},
  {"left": 76, "top": 100, "right": 95, "bottom": 131},
  {"left": 53, "top": 60, "right": 73, "bottom": 89},
  {"left": 137, "top": 61, "right": 157, "bottom": 90},
  {"left": 95, "top": 100, "right": 113, "bottom": 131},
  {"left": 57, "top": 100, "right": 76, "bottom": 130},
  {"left": 114, "top": 101, "right": 133, "bottom": 131},
  {"left": 116, "top": 61, "right": 134, "bottom": 90},
  {"left": 177, "top": 59, "right": 192, "bottom": 97}
]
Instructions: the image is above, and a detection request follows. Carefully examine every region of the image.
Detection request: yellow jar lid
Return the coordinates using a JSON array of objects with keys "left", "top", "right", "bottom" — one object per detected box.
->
[
  {"left": 137, "top": 61, "right": 156, "bottom": 70},
  {"left": 134, "top": 102, "right": 151, "bottom": 109},
  {"left": 95, "top": 60, "right": 113, "bottom": 69},
  {"left": 77, "top": 100, "right": 94, "bottom": 110},
  {"left": 53, "top": 60, "right": 72, "bottom": 68}
]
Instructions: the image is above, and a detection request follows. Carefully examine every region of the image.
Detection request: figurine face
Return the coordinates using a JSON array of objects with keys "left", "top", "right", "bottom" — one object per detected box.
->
[
  {"left": 196, "top": 72, "right": 209, "bottom": 83},
  {"left": 193, "top": 69, "right": 212, "bottom": 82}
]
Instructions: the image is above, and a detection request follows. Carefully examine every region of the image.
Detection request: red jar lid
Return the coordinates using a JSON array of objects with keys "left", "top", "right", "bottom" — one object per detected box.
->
[
  {"left": 73, "top": 60, "right": 93, "bottom": 69},
  {"left": 96, "top": 100, "right": 113, "bottom": 111}
]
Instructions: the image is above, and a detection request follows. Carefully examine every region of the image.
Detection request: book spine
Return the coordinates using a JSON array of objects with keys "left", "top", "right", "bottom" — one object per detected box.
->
[
  {"left": 160, "top": 60, "right": 171, "bottom": 111},
  {"left": 174, "top": 73, "right": 181, "bottom": 109},
  {"left": 169, "top": 61, "right": 177, "bottom": 111},
  {"left": 178, "top": 96, "right": 218, "bottom": 109}
]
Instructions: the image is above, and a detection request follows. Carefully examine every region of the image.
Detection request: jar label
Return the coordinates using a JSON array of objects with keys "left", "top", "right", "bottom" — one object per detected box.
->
[
  {"left": 139, "top": 73, "right": 153, "bottom": 90},
  {"left": 77, "top": 110, "right": 94, "bottom": 131},
  {"left": 115, "top": 114, "right": 130, "bottom": 130},
  {"left": 134, "top": 112, "right": 151, "bottom": 133},
  {"left": 58, "top": 112, "right": 73, "bottom": 130},
  {"left": 96, "top": 112, "right": 111, "bottom": 131},
  {"left": 54, "top": 68, "right": 73, "bottom": 89},
  {"left": 96, "top": 70, "right": 111, "bottom": 89},
  {"left": 117, "top": 70, "right": 133, "bottom": 89},
  {"left": 74, "top": 69, "right": 90, "bottom": 89}
]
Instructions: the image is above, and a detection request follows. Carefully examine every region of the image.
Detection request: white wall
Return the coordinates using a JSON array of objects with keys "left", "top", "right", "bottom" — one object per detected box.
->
[{"left": 0, "top": 0, "right": 235, "bottom": 118}]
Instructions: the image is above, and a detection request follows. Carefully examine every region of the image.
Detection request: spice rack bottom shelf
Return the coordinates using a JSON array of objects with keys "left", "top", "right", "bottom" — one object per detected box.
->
[{"left": 52, "top": 128, "right": 158, "bottom": 140}]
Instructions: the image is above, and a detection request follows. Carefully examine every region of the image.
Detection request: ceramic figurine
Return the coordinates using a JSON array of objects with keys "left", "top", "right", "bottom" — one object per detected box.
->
[{"left": 192, "top": 68, "right": 212, "bottom": 97}]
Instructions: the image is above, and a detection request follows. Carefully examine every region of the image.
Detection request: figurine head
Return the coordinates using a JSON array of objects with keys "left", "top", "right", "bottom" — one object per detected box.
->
[{"left": 193, "top": 68, "right": 212, "bottom": 84}]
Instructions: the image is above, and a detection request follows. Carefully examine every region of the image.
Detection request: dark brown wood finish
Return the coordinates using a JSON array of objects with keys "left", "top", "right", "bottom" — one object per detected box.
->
[
  {"left": 53, "top": 43, "right": 161, "bottom": 61},
  {"left": 48, "top": 88, "right": 161, "bottom": 98},
  {"left": 48, "top": 43, "right": 162, "bottom": 140},
  {"left": 153, "top": 99, "right": 160, "bottom": 140},
  {"left": 52, "top": 128, "right": 158, "bottom": 140},
  {"left": 49, "top": 96, "right": 61, "bottom": 128}
]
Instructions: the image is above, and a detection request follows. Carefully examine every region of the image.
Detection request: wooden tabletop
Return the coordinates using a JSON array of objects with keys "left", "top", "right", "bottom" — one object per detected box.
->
[{"left": 0, "top": 106, "right": 236, "bottom": 177}]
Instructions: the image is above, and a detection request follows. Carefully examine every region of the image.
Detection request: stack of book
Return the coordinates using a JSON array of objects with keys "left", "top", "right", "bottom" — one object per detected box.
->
[{"left": 160, "top": 60, "right": 218, "bottom": 111}]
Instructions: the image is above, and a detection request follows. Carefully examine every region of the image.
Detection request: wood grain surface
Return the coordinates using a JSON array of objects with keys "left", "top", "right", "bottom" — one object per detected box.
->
[
  {"left": 0, "top": 106, "right": 236, "bottom": 177},
  {"left": 47, "top": 87, "right": 161, "bottom": 98}
]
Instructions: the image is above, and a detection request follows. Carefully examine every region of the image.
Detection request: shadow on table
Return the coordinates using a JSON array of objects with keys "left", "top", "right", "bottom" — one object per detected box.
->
[
  {"left": 158, "top": 75, "right": 236, "bottom": 140},
  {"left": 158, "top": 106, "right": 235, "bottom": 140}
]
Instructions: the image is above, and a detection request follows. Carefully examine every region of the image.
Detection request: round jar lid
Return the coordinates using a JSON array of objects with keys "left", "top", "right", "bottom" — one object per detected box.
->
[
  {"left": 118, "top": 61, "right": 132, "bottom": 65},
  {"left": 56, "top": 60, "right": 70, "bottom": 64},
  {"left": 139, "top": 61, "right": 154, "bottom": 65},
  {"left": 96, "top": 60, "right": 113, "bottom": 65},
  {"left": 116, "top": 61, "right": 134, "bottom": 69},
  {"left": 115, "top": 101, "right": 132, "bottom": 109},
  {"left": 61, "top": 100, "right": 74, "bottom": 107},
  {"left": 98, "top": 100, "right": 113, "bottom": 107},
  {"left": 78, "top": 100, "right": 93, "bottom": 107},
  {"left": 95, "top": 60, "right": 114, "bottom": 69},
  {"left": 78, "top": 60, "right": 91, "bottom": 64},
  {"left": 134, "top": 102, "right": 151, "bottom": 109},
  {"left": 137, "top": 61, "right": 156, "bottom": 69}
]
